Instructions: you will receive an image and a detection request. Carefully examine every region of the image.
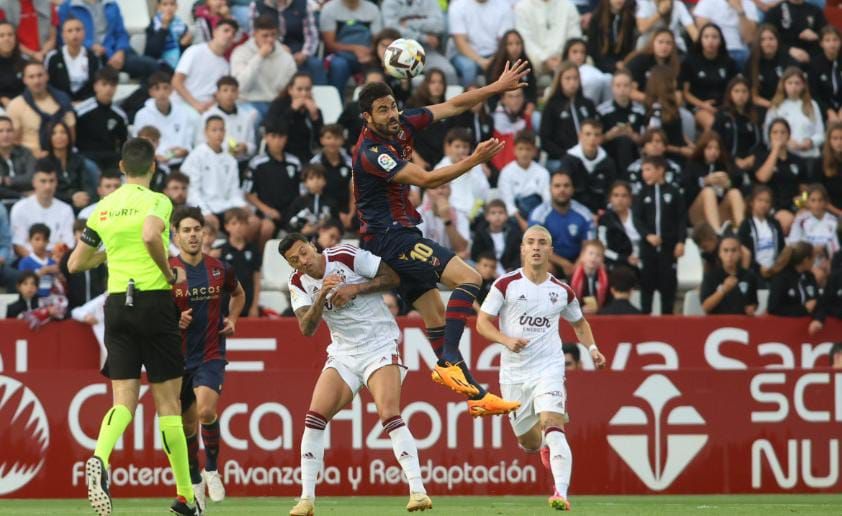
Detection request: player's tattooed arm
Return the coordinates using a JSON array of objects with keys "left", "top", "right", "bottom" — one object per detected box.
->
[
  {"left": 330, "top": 262, "right": 399, "bottom": 307},
  {"left": 295, "top": 304, "right": 325, "bottom": 336}
]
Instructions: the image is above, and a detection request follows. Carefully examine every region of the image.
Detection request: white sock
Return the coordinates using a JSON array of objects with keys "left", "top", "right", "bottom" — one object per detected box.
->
[
  {"left": 300, "top": 411, "right": 327, "bottom": 499},
  {"left": 384, "top": 416, "right": 425, "bottom": 494},
  {"left": 544, "top": 427, "right": 572, "bottom": 498}
]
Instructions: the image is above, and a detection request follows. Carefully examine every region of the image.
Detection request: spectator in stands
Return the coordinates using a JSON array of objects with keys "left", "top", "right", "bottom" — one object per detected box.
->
[
  {"left": 514, "top": 0, "right": 580, "bottom": 78},
  {"left": 74, "top": 67, "right": 127, "bottom": 173},
  {"left": 0, "top": 115, "right": 35, "bottom": 199},
  {"left": 435, "top": 127, "right": 490, "bottom": 219},
  {"left": 623, "top": 28, "right": 679, "bottom": 104},
  {"left": 700, "top": 234, "right": 759, "bottom": 315},
  {"left": 448, "top": 84, "right": 495, "bottom": 150},
  {"left": 231, "top": 14, "right": 296, "bottom": 121},
  {"left": 46, "top": 17, "right": 101, "bottom": 103},
  {"left": 684, "top": 131, "right": 745, "bottom": 234},
  {"left": 449, "top": 0, "right": 512, "bottom": 87},
  {"left": 561, "top": 118, "right": 617, "bottom": 213},
  {"left": 6, "top": 271, "right": 39, "bottom": 319},
  {"left": 10, "top": 159, "right": 75, "bottom": 257},
  {"left": 381, "top": 0, "right": 458, "bottom": 84},
  {"left": 486, "top": 30, "right": 538, "bottom": 112},
  {"left": 472, "top": 198, "right": 522, "bottom": 274},
  {"left": 171, "top": 18, "right": 238, "bottom": 113},
  {"left": 598, "top": 180, "right": 643, "bottom": 271},
  {"left": 254, "top": 0, "right": 326, "bottom": 84},
  {"left": 0, "top": 201, "right": 16, "bottom": 288},
  {"left": 764, "top": 0, "right": 826, "bottom": 60},
  {"left": 77, "top": 170, "right": 121, "bottom": 220},
  {"left": 587, "top": 0, "right": 637, "bottom": 74},
  {"left": 266, "top": 72, "right": 323, "bottom": 162},
  {"left": 809, "top": 26, "right": 842, "bottom": 124},
  {"left": 163, "top": 170, "right": 189, "bottom": 209},
  {"left": 540, "top": 61, "right": 598, "bottom": 171},
  {"left": 810, "top": 265, "right": 842, "bottom": 335},
  {"left": 220, "top": 207, "right": 261, "bottom": 317},
  {"left": 787, "top": 184, "right": 839, "bottom": 287},
  {"left": 144, "top": 0, "right": 193, "bottom": 71},
  {"left": 135, "top": 125, "right": 169, "bottom": 189},
  {"left": 17, "top": 223, "right": 59, "bottom": 298},
  {"left": 490, "top": 88, "right": 532, "bottom": 171},
  {"left": 681, "top": 23, "right": 740, "bottom": 131},
  {"left": 821, "top": 122, "right": 842, "bottom": 218},
  {"left": 570, "top": 239, "right": 610, "bottom": 313},
  {"left": 598, "top": 71, "right": 645, "bottom": 172},
  {"left": 763, "top": 67, "right": 824, "bottom": 164},
  {"left": 417, "top": 183, "right": 471, "bottom": 259},
  {"left": 747, "top": 25, "right": 799, "bottom": 115},
  {"left": 246, "top": 121, "right": 301, "bottom": 246},
  {"left": 713, "top": 76, "right": 761, "bottom": 175},
  {"left": 563, "top": 343, "right": 582, "bottom": 370},
  {"left": 200, "top": 76, "right": 258, "bottom": 171},
  {"left": 319, "top": 0, "right": 382, "bottom": 98},
  {"left": 753, "top": 118, "right": 809, "bottom": 234},
  {"left": 693, "top": 222, "right": 720, "bottom": 273},
  {"left": 133, "top": 71, "right": 197, "bottom": 170},
  {"left": 563, "top": 38, "right": 612, "bottom": 105},
  {"left": 58, "top": 0, "right": 158, "bottom": 79},
  {"left": 59, "top": 219, "right": 106, "bottom": 310},
  {"left": 182, "top": 116, "right": 249, "bottom": 232},
  {"left": 644, "top": 65, "right": 692, "bottom": 159},
  {"left": 311, "top": 124, "right": 354, "bottom": 228},
  {"left": 738, "top": 185, "right": 786, "bottom": 282},
  {"left": 337, "top": 69, "right": 384, "bottom": 150},
  {"left": 286, "top": 163, "right": 337, "bottom": 236},
  {"left": 529, "top": 170, "right": 591, "bottom": 278},
  {"left": 44, "top": 120, "right": 89, "bottom": 209},
  {"left": 0, "top": 21, "right": 26, "bottom": 108},
  {"left": 768, "top": 241, "right": 819, "bottom": 316},
  {"left": 193, "top": 0, "right": 248, "bottom": 54},
  {"left": 625, "top": 128, "right": 683, "bottom": 195},
  {"left": 6, "top": 61, "right": 75, "bottom": 158},
  {"left": 497, "top": 130, "right": 550, "bottom": 230},
  {"left": 406, "top": 69, "right": 449, "bottom": 169},
  {"left": 6, "top": 0, "right": 55, "bottom": 62},
  {"left": 474, "top": 251, "right": 500, "bottom": 305},
  {"left": 311, "top": 217, "right": 344, "bottom": 252},
  {"left": 694, "top": 0, "right": 759, "bottom": 67},
  {"left": 598, "top": 265, "right": 642, "bottom": 314},
  {"left": 634, "top": 156, "right": 686, "bottom": 314},
  {"left": 635, "top": 0, "right": 696, "bottom": 55}
]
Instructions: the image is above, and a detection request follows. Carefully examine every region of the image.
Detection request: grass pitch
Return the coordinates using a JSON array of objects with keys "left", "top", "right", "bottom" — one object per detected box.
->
[{"left": 0, "top": 495, "right": 840, "bottom": 515}]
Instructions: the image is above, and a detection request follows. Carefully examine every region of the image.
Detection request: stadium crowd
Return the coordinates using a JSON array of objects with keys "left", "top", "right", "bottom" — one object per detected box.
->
[{"left": 0, "top": 0, "right": 840, "bottom": 330}]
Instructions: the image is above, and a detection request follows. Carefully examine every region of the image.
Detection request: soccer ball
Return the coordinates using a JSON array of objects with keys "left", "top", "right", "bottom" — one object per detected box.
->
[{"left": 383, "top": 38, "right": 426, "bottom": 80}]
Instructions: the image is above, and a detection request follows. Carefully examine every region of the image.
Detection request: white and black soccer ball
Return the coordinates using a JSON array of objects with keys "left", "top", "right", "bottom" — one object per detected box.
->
[{"left": 383, "top": 38, "right": 426, "bottom": 80}]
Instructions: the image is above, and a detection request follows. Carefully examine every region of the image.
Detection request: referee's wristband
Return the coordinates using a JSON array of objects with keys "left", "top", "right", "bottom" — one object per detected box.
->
[
  {"left": 168, "top": 268, "right": 178, "bottom": 285},
  {"left": 588, "top": 344, "right": 599, "bottom": 353}
]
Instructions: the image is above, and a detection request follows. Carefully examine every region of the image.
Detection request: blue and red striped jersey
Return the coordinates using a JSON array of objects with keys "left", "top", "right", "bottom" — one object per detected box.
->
[
  {"left": 351, "top": 107, "right": 434, "bottom": 236},
  {"left": 170, "top": 254, "right": 239, "bottom": 370}
]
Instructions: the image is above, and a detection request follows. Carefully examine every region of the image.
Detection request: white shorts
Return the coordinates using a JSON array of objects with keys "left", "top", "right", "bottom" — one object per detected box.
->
[
  {"left": 501, "top": 375, "right": 567, "bottom": 437},
  {"left": 323, "top": 342, "right": 407, "bottom": 395}
]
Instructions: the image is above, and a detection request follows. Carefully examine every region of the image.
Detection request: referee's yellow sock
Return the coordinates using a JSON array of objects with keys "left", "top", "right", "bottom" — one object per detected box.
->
[
  {"left": 159, "top": 415, "right": 195, "bottom": 504},
  {"left": 93, "top": 405, "right": 133, "bottom": 468}
]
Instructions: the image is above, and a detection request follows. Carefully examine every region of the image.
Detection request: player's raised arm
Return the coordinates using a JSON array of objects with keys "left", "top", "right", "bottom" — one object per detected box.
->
[
  {"left": 426, "top": 60, "right": 531, "bottom": 122},
  {"left": 392, "top": 138, "right": 505, "bottom": 188},
  {"left": 569, "top": 316, "right": 606, "bottom": 368},
  {"left": 330, "top": 261, "right": 400, "bottom": 308}
]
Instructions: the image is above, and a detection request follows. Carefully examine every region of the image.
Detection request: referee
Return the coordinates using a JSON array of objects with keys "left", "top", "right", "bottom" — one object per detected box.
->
[{"left": 68, "top": 138, "right": 200, "bottom": 516}]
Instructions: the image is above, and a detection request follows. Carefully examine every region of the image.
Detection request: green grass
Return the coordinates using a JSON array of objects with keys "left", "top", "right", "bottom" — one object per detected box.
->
[{"left": 0, "top": 495, "right": 840, "bottom": 515}]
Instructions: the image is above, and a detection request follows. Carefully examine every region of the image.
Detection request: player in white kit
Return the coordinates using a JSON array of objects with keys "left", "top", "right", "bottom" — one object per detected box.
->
[
  {"left": 476, "top": 225, "right": 606, "bottom": 511},
  {"left": 279, "top": 234, "right": 433, "bottom": 515}
]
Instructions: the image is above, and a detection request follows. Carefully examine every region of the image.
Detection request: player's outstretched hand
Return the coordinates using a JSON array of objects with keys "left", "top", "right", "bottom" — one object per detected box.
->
[
  {"left": 492, "top": 59, "right": 531, "bottom": 94},
  {"left": 591, "top": 348, "right": 607, "bottom": 369},
  {"left": 504, "top": 336, "right": 529, "bottom": 353},
  {"left": 179, "top": 308, "right": 193, "bottom": 330},
  {"left": 472, "top": 138, "right": 505, "bottom": 164},
  {"left": 219, "top": 317, "right": 236, "bottom": 336}
]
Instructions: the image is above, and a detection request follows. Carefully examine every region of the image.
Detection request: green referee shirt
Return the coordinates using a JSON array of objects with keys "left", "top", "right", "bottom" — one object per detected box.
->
[{"left": 85, "top": 184, "right": 173, "bottom": 293}]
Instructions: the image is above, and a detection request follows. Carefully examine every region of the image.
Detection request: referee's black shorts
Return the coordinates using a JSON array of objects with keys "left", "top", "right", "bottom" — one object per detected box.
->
[{"left": 102, "top": 290, "right": 183, "bottom": 383}]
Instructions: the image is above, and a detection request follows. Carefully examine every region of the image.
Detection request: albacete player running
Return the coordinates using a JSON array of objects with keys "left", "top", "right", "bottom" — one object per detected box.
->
[
  {"left": 352, "top": 60, "right": 531, "bottom": 416},
  {"left": 170, "top": 207, "right": 246, "bottom": 507},
  {"left": 280, "top": 234, "right": 433, "bottom": 515},
  {"left": 476, "top": 225, "right": 607, "bottom": 511}
]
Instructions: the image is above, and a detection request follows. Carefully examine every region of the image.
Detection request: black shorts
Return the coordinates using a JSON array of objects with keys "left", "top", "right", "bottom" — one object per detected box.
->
[
  {"left": 102, "top": 290, "right": 183, "bottom": 383},
  {"left": 362, "top": 227, "right": 455, "bottom": 305},
  {"left": 180, "top": 359, "right": 226, "bottom": 411}
]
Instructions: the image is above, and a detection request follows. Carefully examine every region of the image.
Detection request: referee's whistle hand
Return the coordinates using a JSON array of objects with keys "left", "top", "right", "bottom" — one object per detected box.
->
[{"left": 179, "top": 309, "right": 193, "bottom": 330}]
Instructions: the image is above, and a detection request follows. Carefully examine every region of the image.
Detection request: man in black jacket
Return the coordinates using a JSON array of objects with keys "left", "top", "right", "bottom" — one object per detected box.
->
[
  {"left": 560, "top": 118, "right": 617, "bottom": 213},
  {"left": 0, "top": 116, "right": 35, "bottom": 199},
  {"left": 598, "top": 266, "right": 642, "bottom": 315},
  {"left": 470, "top": 199, "right": 522, "bottom": 273},
  {"left": 74, "top": 67, "right": 128, "bottom": 172},
  {"left": 45, "top": 17, "right": 101, "bottom": 103}
]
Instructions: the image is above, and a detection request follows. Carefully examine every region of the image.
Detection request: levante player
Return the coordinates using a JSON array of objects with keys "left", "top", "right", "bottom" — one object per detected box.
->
[{"left": 352, "top": 60, "right": 531, "bottom": 416}]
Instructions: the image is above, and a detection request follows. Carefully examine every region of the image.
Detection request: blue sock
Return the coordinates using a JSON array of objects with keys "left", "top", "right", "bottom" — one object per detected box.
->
[
  {"left": 426, "top": 326, "right": 445, "bottom": 358},
  {"left": 201, "top": 420, "right": 220, "bottom": 472},
  {"left": 441, "top": 284, "right": 486, "bottom": 399}
]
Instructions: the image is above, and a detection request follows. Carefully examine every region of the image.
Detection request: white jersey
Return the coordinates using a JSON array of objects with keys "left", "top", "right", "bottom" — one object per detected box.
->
[
  {"left": 787, "top": 212, "right": 839, "bottom": 258},
  {"left": 288, "top": 245, "right": 400, "bottom": 357},
  {"left": 480, "top": 269, "right": 583, "bottom": 385}
]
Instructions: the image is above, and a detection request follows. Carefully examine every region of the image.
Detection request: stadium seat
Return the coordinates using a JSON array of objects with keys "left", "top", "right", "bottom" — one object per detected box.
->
[
  {"left": 312, "top": 86, "right": 343, "bottom": 124},
  {"left": 177, "top": 0, "right": 194, "bottom": 24},
  {"left": 0, "top": 293, "right": 17, "bottom": 318},
  {"left": 756, "top": 289, "right": 770, "bottom": 315},
  {"left": 682, "top": 289, "right": 704, "bottom": 316},
  {"left": 629, "top": 290, "right": 662, "bottom": 315},
  {"left": 261, "top": 239, "right": 294, "bottom": 292},
  {"left": 677, "top": 237, "right": 704, "bottom": 291},
  {"left": 115, "top": 0, "right": 150, "bottom": 55},
  {"left": 259, "top": 290, "right": 290, "bottom": 315},
  {"left": 445, "top": 85, "right": 464, "bottom": 100}
]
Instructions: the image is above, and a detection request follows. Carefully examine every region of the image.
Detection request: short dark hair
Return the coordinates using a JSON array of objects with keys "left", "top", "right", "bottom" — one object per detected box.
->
[
  {"left": 172, "top": 206, "right": 205, "bottom": 230},
  {"left": 320, "top": 218, "right": 343, "bottom": 234},
  {"left": 61, "top": 15, "right": 83, "bottom": 30},
  {"left": 205, "top": 115, "right": 224, "bottom": 129},
  {"left": 164, "top": 171, "right": 190, "bottom": 188},
  {"left": 215, "top": 18, "right": 239, "bottom": 33},
  {"left": 581, "top": 118, "right": 603, "bottom": 132},
  {"left": 320, "top": 124, "right": 345, "bottom": 139},
  {"left": 692, "top": 223, "right": 718, "bottom": 245},
  {"left": 73, "top": 219, "right": 87, "bottom": 232},
  {"left": 137, "top": 125, "right": 161, "bottom": 142},
  {"left": 28, "top": 223, "right": 50, "bottom": 240},
  {"left": 514, "top": 129, "right": 536, "bottom": 147},
  {"left": 445, "top": 127, "right": 472, "bottom": 146},
  {"left": 224, "top": 207, "right": 249, "bottom": 225},
  {"left": 94, "top": 66, "right": 119, "bottom": 85},
  {"left": 216, "top": 75, "right": 239, "bottom": 89},
  {"left": 34, "top": 158, "right": 57, "bottom": 175},
  {"left": 17, "top": 271, "right": 37, "bottom": 287},
  {"left": 22, "top": 61, "right": 44, "bottom": 74},
  {"left": 476, "top": 251, "right": 497, "bottom": 263},
  {"left": 252, "top": 14, "right": 279, "bottom": 32},
  {"left": 551, "top": 168, "right": 573, "bottom": 182},
  {"left": 147, "top": 70, "right": 172, "bottom": 89},
  {"left": 121, "top": 138, "right": 156, "bottom": 177},
  {"left": 563, "top": 343, "right": 581, "bottom": 363},
  {"left": 485, "top": 198, "right": 507, "bottom": 212},
  {"left": 98, "top": 169, "right": 122, "bottom": 185},
  {"left": 263, "top": 119, "right": 289, "bottom": 136},
  {"left": 278, "top": 233, "right": 309, "bottom": 258},
  {"left": 0, "top": 115, "right": 11, "bottom": 127},
  {"left": 609, "top": 265, "right": 637, "bottom": 292},
  {"left": 302, "top": 163, "right": 326, "bottom": 181},
  {"left": 358, "top": 82, "right": 395, "bottom": 114},
  {"left": 641, "top": 155, "right": 667, "bottom": 171}
]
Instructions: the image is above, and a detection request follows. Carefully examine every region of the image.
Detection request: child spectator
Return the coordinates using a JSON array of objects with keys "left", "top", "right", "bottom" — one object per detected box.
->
[
  {"left": 598, "top": 265, "right": 642, "bottom": 314},
  {"left": 77, "top": 171, "right": 122, "bottom": 220},
  {"left": 135, "top": 125, "right": 168, "bottom": 189},
  {"left": 810, "top": 262, "right": 842, "bottom": 335},
  {"left": 172, "top": 19, "right": 238, "bottom": 113},
  {"left": 406, "top": 69, "right": 449, "bottom": 170},
  {"left": 809, "top": 26, "right": 842, "bottom": 124},
  {"left": 768, "top": 241, "right": 819, "bottom": 317},
  {"left": 700, "top": 235, "right": 759, "bottom": 315},
  {"left": 598, "top": 70, "right": 646, "bottom": 172},
  {"left": 45, "top": 17, "right": 100, "bottom": 103},
  {"left": 787, "top": 184, "right": 839, "bottom": 287},
  {"left": 746, "top": 25, "right": 799, "bottom": 117},
  {"left": 144, "top": 0, "right": 193, "bottom": 71},
  {"left": 635, "top": 0, "right": 697, "bottom": 55},
  {"left": 625, "top": 128, "right": 683, "bottom": 195},
  {"left": 683, "top": 131, "right": 745, "bottom": 234},
  {"left": 713, "top": 76, "right": 762, "bottom": 174},
  {"left": 764, "top": 0, "right": 826, "bottom": 60},
  {"left": 75, "top": 67, "right": 128, "bottom": 173},
  {"left": 471, "top": 198, "right": 523, "bottom": 274},
  {"left": 540, "top": 61, "right": 598, "bottom": 171},
  {"left": 598, "top": 180, "right": 644, "bottom": 271},
  {"left": 418, "top": 183, "right": 471, "bottom": 259},
  {"left": 311, "top": 124, "right": 354, "bottom": 228},
  {"left": 18, "top": 223, "right": 58, "bottom": 298},
  {"left": 474, "top": 251, "right": 499, "bottom": 305},
  {"left": 311, "top": 218, "right": 344, "bottom": 253},
  {"left": 587, "top": 0, "right": 637, "bottom": 74},
  {"left": 286, "top": 164, "right": 337, "bottom": 236},
  {"left": 490, "top": 88, "right": 533, "bottom": 171},
  {"left": 245, "top": 121, "right": 302, "bottom": 246},
  {"left": 193, "top": 0, "right": 248, "bottom": 54},
  {"left": 496, "top": 130, "right": 550, "bottom": 230},
  {"left": 623, "top": 29, "right": 680, "bottom": 103},
  {"left": 337, "top": 69, "right": 386, "bottom": 152},
  {"left": 266, "top": 72, "right": 323, "bottom": 162},
  {"left": 634, "top": 156, "right": 686, "bottom": 314},
  {"left": 133, "top": 72, "right": 198, "bottom": 170},
  {"left": 763, "top": 67, "right": 824, "bottom": 162},
  {"left": 6, "top": 271, "right": 39, "bottom": 319},
  {"left": 820, "top": 122, "right": 842, "bottom": 218},
  {"left": 253, "top": 0, "right": 325, "bottom": 84},
  {"left": 561, "top": 118, "right": 618, "bottom": 213},
  {"left": 220, "top": 208, "right": 261, "bottom": 318},
  {"left": 645, "top": 65, "right": 692, "bottom": 158},
  {"left": 435, "top": 128, "right": 490, "bottom": 220},
  {"left": 563, "top": 38, "right": 612, "bottom": 105},
  {"left": 693, "top": 222, "right": 721, "bottom": 273},
  {"left": 570, "top": 240, "right": 610, "bottom": 314},
  {"left": 738, "top": 185, "right": 786, "bottom": 282},
  {"left": 485, "top": 30, "right": 538, "bottom": 112},
  {"left": 201, "top": 76, "right": 258, "bottom": 170},
  {"left": 693, "top": 0, "right": 759, "bottom": 67}
]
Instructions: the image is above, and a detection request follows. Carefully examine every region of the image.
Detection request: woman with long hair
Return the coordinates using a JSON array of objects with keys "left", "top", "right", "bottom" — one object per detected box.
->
[
  {"left": 0, "top": 21, "right": 25, "bottom": 108},
  {"left": 745, "top": 25, "right": 798, "bottom": 114},
  {"left": 266, "top": 72, "right": 324, "bottom": 162},
  {"left": 623, "top": 28, "right": 680, "bottom": 103},
  {"left": 787, "top": 183, "right": 839, "bottom": 287},
  {"left": 44, "top": 120, "right": 91, "bottom": 210},
  {"left": 808, "top": 25, "right": 842, "bottom": 123},
  {"left": 713, "top": 76, "right": 761, "bottom": 173},
  {"left": 700, "top": 235, "right": 758, "bottom": 315},
  {"left": 635, "top": 0, "right": 698, "bottom": 54},
  {"left": 597, "top": 180, "right": 646, "bottom": 271},
  {"left": 767, "top": 241, "right": 820, "bottom": 317},
  {"left": 643, "top": 64, "right": 692, "bottom": 158},
  {"left": 486, "top": 30, "right": 537, "bottom": 110},
  {"left": 763, "top": 66, "right": 824, "bottom": 162},
  {"left": 539, "top": 61, "right": 598, "bottom": 170},
  {"left": 681, "top": 23, "right": 739, "bottom": 131},
  {"left": 563, "top": 38, "right": 612, "bottom": 105},
  {"left": 683, "top": 130, "right": 745, "bottom": 233},
  {"left": 406, "top": 68, "right": 449, "bottom": 169},
  {"left": 737, "top": 185, "right": 786, "bottom": 282},
  {"left": 588, "top": 0, "right": 638, "bottom": 73},
  {"left": 820, "top": 122, "right": 842, "bottom": 217}
]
